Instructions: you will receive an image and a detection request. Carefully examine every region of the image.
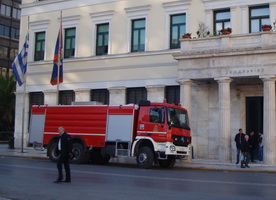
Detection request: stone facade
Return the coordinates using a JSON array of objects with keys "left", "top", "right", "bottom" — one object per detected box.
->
[
  {"left": 14, "top": 0, "right": 276, "bottom": 164},
  {"left": 174, "top": 32, "right": 276, "bottom": 164}
]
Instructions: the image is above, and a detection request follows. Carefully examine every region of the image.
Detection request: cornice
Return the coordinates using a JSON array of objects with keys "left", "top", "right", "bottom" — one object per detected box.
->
[
  {"left": 20, "top": 0, "right": 121, "bottom": 16},
  {"left": 162, "top": 0, "right": 192, "bottom": 9},
  {"left": 125, "top": 5, "right": 151, "bottom": 14},
  {"left": 20, "top": 0, "right": 70, "bottom": 8},
  {"left": 29, "top": 19, "right": 50, "bottom": 27},
  {"left": 27, "top": 49, "right": 179, "bottom": 75},
  {"left": 202, "top": 0, "right": 275, "bottom": 10},
  {"left": 174, "top": 47, "right": 276, "bottom": 60},
  {"left": 90, "top": 10, "right": 115, "bottom": 18},
  {"left": 61, "top": 15, "right": 81, "bottom": 22}
]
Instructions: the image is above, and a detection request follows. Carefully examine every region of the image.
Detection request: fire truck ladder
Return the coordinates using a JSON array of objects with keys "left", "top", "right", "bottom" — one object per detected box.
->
[{"left": 115, "top": 140, "right": 131, "bottom": 157}]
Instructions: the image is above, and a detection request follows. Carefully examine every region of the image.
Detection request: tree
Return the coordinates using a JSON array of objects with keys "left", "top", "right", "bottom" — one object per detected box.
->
[{"left": 0, "top": 73, "right": 16, "bottom": 131}]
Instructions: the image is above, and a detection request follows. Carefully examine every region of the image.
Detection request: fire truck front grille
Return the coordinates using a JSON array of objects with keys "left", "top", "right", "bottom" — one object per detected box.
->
[{"left": 172, "top": 135, "right": 191, "bottom": 147}]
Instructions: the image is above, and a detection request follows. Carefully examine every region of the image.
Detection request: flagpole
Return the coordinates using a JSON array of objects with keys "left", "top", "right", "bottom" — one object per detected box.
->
[
  {"left": 20, "top": 16, "right": 30, "bottom": 153},
  {"left": 20, "top": 75, "right": 27, "bottom": 153},
  {"left": 56, "top": 11, "right": 62, "bottom": 105}
]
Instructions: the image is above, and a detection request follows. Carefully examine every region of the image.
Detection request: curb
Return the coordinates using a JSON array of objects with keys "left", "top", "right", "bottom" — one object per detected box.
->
[
  {"left": 175, "top": 166, "right": 276, "bottom": 173},
  {"left": 1, "top": 154, "right": 276, "bottom": 173},
  {"left": 0, "top": 154, "right": 48, "bottom": 160}
]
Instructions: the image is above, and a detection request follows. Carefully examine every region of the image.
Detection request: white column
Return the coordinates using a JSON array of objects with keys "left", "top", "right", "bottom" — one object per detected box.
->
[
  {"left": 146, "top": 85, "right": 165, "bottom": 103},
  {"left": 177, "top": 79, "right": 193, "bottom": 162},
  {"left": 43, "top": 90, "right": 58, "bottom": 105},
  {"left": 215, "top": 77, "right": 232, "bottom": 163},
  {"left": 177, "top": 79, "right": 193, "bottom": 114},
  {"left": 269, "top": 2, "right": 276, "bottom": 26},
  {"left": 74, "top": 89, "right": 90, "bottom": 102},
  {"left": 261, "top": 76, "right": 276, "bottom": 165},
  {"left": 241, "top": 6, "right": 249, "bottom": 34},
  {"left": 205, "top": 9, "right": 212, "bottom": 34},
  {"left": 230, "top": 7, "right": 237, "bottom": 34},
  {"left": 14, "top": 91, "right": 29, "bottom": 148},
  {"left": 108, "top": 87, "right": 126, "bottom": 105}
]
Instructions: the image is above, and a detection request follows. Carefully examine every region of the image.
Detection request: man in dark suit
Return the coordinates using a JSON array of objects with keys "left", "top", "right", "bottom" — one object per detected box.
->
[
  {"left": 234, "top": 128, "right": 245, "bottom": 164},
  {"left": 248, "top": 131, "right": 256, "bottom": 162},
  {"left": 54, "top": 127, "right": 73, "bottom": 183}
]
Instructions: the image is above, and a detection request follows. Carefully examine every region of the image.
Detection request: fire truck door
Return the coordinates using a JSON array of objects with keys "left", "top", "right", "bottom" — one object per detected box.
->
[
  {"left": 139, "top": 107, "right": 167, "bottom": 142},
  {"left": 29, "top": 114, "right": 45, "bottom": 144}
]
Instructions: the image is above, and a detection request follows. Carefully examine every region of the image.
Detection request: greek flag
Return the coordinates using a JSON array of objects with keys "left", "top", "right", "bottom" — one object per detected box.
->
[{"left": 12, "top": 33, "right": 29, "bottom": 86}]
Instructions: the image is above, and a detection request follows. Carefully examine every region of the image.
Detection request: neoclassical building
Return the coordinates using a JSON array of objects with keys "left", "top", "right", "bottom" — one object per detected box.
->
[{"left": 15, "top": 0, "right": 276, "bottom": 164}]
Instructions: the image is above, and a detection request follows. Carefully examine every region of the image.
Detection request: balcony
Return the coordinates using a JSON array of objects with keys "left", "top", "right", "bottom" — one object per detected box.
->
[{"left": 174, "top": 32, "right": 276, "bottom": 80}]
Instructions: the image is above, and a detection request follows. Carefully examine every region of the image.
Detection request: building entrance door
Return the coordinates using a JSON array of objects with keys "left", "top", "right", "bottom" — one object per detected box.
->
[
  {"left": 246, "top": 96, "right": 263, "bottom": 160},
  {"left": 246, "top": 97, "right": 263, "bottom": 134}
]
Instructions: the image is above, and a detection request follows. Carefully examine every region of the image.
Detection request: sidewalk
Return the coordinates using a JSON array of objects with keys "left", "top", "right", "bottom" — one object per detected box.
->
[{"left": 1, "top": 144, "right": 275, "bottom": 173}]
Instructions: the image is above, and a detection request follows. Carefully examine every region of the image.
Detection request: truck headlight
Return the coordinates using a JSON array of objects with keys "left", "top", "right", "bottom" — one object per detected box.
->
[{"left": 170, "top": 145, "right": 176, "bottom": 151}]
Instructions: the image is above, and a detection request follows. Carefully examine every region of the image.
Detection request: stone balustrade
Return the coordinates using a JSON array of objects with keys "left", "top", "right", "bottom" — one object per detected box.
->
[{"left": 179, "top": 32, "right": 276, "bottom": 54}]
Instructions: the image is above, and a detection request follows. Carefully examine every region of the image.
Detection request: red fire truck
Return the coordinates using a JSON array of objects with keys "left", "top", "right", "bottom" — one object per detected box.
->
[{"left": 29, "top": 100, "right": 191, "bottom": 169}]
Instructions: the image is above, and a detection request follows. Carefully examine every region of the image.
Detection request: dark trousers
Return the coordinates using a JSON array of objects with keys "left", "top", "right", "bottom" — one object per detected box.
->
[
  {"left": 249, "top": 147, "right": 255, "bottom": 161},
  {"left": 57, "top": 156, "right": 71, "bottom": 181},
  {"left": 259, "top": 146, "right": 263, "bottom": 161},
  {"left": 236, "top": 148, "right": 241, "bottom": 163},
  {"left": 241, "top": 152, "right": 250, "bottom": 167}
]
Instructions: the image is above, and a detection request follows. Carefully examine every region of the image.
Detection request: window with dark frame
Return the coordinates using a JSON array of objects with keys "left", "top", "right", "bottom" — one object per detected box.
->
[
  {"left": 213, "top": 9, "right": 230, "bottom": 35},
  {"left": 64, "top": 27, "right": 76, "bottom": 58},
  {"left": 96, "top": 23, "right": 109, "bottom": 56},
  {"left": 34, "top": 31, "right": 45, "bottom": 61},
  {"left": 0, "top": 46, "right": 9, "bottom": 58},
  {"left": 126, "top": 87, "right": 147, "bottom": 104},
  {"left": 249, "top": 5, "right": 270, "bottom": 33},
  {"left": 131, "top": 18, "right": 145, "bottom": 52},
  {"left": 165, "top": 86, "right": 180, "bottom": 104},
  {"left": 59, "top": 90, "right": 75, "bottom": 105},
  {"left": 11, "top": 28, "right": 19, "bottom": 39},
  {"left": 0, "top": 25, "right": 10, "bottom": 37},
  {"left": 91, "top": 89, "right": 110, "bottom": 105},
  {"left": 12, "top": 8, "right": 21, "bottom": 19},
  {"left": 9, "top": 48, "right": 18, "bottom": 59},
  {"left": 170, "top": 13, "right": 186, "bottom": 49},
  {"left": 29, "top": 92, "right": 44, "bottom": 108},
  {"left": 0, "top": 4, "right": 12, "bottom": 17}
]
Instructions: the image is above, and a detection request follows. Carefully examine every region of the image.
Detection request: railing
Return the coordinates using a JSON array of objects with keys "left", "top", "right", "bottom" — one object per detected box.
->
[{"left": 179, "top": 32, "right": 276, "bottom": 54}]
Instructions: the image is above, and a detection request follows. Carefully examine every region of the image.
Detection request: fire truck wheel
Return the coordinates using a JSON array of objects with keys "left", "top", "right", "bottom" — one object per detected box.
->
[
  {"left": 48, "top": 142, "right": 60, "bottom": 162},
  {"left": 136, "top": 146, "right": 154, "bottom": 169},
  {"left": 71, "top": 143, "right": 89, "bottom": 164},
  {"left": 158, "top": 156, "right": 176, "bottom": 168}
]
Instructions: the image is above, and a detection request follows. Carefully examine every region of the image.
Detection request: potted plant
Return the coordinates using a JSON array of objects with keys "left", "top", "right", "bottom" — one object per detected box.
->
[
  {"left": 196, "top": 22, "right": 210, "bottom": 38},
  {"left": 182, "top": 33, "right": 191, "bottom": 39},
  {"left": 220, "top": 27, "right": 232, "bottom": 35},
  {"left": 262, "top": 24, "right": 272, "bottom": 31}
]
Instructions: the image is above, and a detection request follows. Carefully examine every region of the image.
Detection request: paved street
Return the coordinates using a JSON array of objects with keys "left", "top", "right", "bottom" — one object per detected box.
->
[{"left": 0, "top": 157, "right": 275, "bottom": 200}]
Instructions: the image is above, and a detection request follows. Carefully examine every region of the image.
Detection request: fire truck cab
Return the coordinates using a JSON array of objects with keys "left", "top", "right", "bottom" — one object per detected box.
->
[{"left": 29, "top": 100, "right": 191, "bottom": 169}]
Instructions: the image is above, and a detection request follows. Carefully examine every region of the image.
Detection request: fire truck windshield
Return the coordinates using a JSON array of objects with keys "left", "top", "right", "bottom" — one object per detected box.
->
[{"left": 167, "top": 107, "right": 190, "bottom": 130}]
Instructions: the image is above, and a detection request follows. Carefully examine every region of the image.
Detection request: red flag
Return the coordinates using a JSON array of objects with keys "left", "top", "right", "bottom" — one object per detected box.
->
[{"left": 50, "top": 14, "right": 63, "bottom": 85}]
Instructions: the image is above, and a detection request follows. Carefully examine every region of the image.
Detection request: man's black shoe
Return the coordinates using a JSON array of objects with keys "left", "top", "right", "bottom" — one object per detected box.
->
[
  {"left": 62, "top": 180, "right": 71, "bottom": 183},
  {"left": 251, "top": 160, "right": 256, "bottom": 162},
  {"left": 236, "top": 162, "right": 239, "bottom": 164},
  {"left": 53, "top": 179, "right": 62, "bottom": 183},
  {"left": 245, "top": 165, "right": 250, "bottom": 168},
  {"left": 241, "top": 165, "right": 245, "bottom": 168}
]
